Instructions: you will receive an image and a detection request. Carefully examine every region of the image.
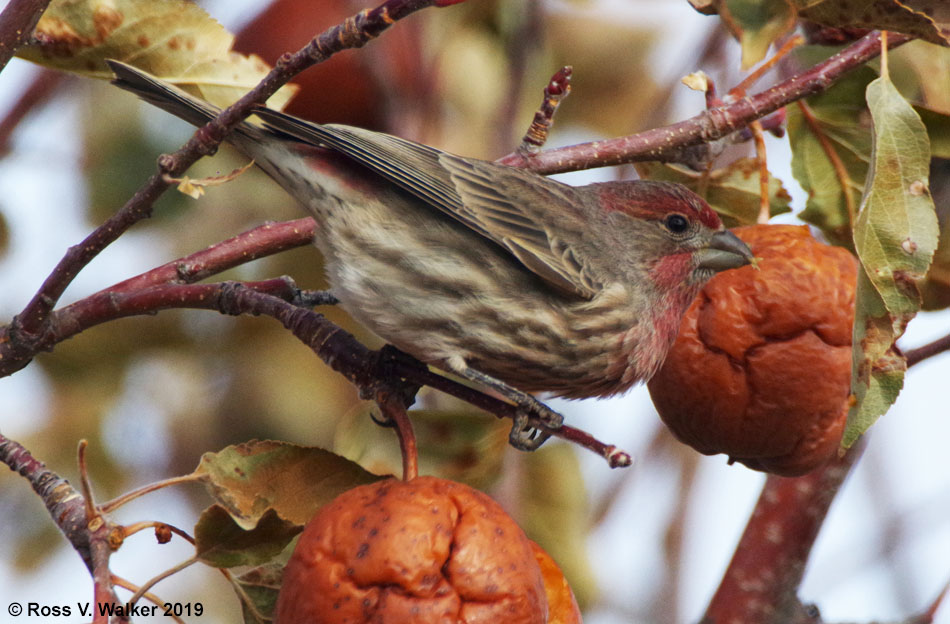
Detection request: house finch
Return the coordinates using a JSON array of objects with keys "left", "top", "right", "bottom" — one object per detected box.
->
[{"left": 108, "top": 61, "right": 753, "bottom": 449}]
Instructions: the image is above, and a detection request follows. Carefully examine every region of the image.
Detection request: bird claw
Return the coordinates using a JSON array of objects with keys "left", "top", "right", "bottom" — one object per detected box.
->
[
  {"left": 455, "top": 365, "right": 564, "bottom": 452},
  {"left": 506, "top": 402, "right": 564, "bottom": 452},
  {"left": 508, "top": 412, "right": 552, "bottom": 451}
]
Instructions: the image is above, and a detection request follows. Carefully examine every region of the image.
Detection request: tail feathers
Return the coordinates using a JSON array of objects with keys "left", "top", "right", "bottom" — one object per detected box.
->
[{"left": 107, "top": 60, "right": 223, "bottom": 129}]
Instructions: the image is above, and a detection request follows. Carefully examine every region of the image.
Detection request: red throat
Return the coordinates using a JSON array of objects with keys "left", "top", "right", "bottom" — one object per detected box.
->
[
  {"left": 650, "top": 252, "right": 694, "bottom": 290},
  {"left": 638, "top": 253, "right": 703, "bottom": 376}
]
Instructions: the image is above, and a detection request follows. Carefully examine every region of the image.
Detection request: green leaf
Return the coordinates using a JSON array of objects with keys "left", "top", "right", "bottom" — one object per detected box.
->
[
  {"left": 844, "top": 75, "right": 939, "bottom": 447},
  {"left": 635, "top": 159, "right": 792, "bottom": 226},
  {"left": 787, "top": 50, "right": 877, "bottom": 245},
  {"left": 195, "top": 440, "right": 382, "bottom": 530},
  {"left": 195, "top": 505, "right": 301, "bottom": 568}
]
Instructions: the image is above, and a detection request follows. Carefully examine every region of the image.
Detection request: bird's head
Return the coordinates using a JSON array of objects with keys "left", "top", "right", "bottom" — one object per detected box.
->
[{"left": 591, "top": 180, "right": 753, "bottom": 292}]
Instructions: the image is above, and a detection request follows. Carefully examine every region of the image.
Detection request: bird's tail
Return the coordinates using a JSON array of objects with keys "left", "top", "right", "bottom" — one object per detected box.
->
[{"left": 107, "top": 60, "right": 226, "bottom": 129}]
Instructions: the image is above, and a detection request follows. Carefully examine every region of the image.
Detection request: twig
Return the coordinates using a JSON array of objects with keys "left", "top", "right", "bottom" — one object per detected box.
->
[
  {"left": 731, "top": 35, "right": 804, "bottom": 95},
  {"left": 100, "top": 474, "right": 204, "bottom": 514},
  {"left": 106, "top": 218, "right": 315, "bottom": 294},
  {"left": 498, "top": 30, "right": 911, "bottom": 173},
  {"left": 724, "top": 36, "right": 802, "bottom": 224},
  {"left": 222, "top": 567, "right": 271, "bottom": 624},
  {"left": 121, "top": 521, "right": 195, "bottom": 545},
  {"left": 517, "top": 65, "right": 572, "bottom": 155},
  {"left": 77, "top": 440, "right": 102, "bottom": 520},
  {"left": 0, "top": 216, "right": 317, "bottom": 377},
  {"left": 0, "top": 0, "right": 51, "bottom": 70},
  {"left": 905, "top": 333, "right": 950, "bottom": 368},
  {"left": 749, "top": 120, "right": 771, "bottom": 223},
  {"left": 52, "top": 279, "right": 631, "bottom": 466},
  {"left": 497, "top": 0, "right": 543, "bottom": 153},
  {"left": 127, "top": 556, "right": 199, "bottom": 609},
  {"left": 920, "top": 580, "right": 949, "bottom": 622},
  {"left": 43, "top": 279, "right": 303, "bottom": 347},
  {"left": 376, "top": 394, "right": 419, "bottom": 481},
  {"left": 223, "top": 285, "right": 633, "bottom": 467},
  {"left": 111, "top": 576, "right": 186, "bottom": 624}
]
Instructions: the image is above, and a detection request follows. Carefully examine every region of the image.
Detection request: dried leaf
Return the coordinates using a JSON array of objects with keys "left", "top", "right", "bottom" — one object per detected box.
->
[
  {"left": 796, "top": 0, "right": 949, "bottom": 47},
  {"left": 195, "top": 440, "right": 382, "bottom": 530},
  {"left": 17, "top": 0, "right": 296, "bottom": 109},
  {"left": 167, "top": 160, "right": 255, "bottom": 199},
  {"left": 681, "top": 71, "right": 711, "bottom": 92},
  {"left": 844, "top": 75, "right": 938, "bottom": 447}
]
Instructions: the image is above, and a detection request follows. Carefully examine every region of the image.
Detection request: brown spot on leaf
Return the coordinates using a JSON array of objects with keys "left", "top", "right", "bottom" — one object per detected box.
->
[
  {"left": 894, "top": 270, "right": 921, "bottom": 300},
  {"left": 92, "top": 6, "right": 123, "bottom": 40}
]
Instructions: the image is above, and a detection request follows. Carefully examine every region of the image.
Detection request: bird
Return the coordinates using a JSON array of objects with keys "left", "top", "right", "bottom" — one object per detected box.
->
[{"left": 107, "top": 60, "right": 753, "bottom": 449}]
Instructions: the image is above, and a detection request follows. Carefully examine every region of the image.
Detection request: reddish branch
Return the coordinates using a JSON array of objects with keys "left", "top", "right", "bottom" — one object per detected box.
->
[
  {"left": 905, "top": 333, "right": 950, "bottom": 368},
  {"left": 0, "top": 434, "right": 128, "bottom": 623},
  {"left": 108, "top": 218, "right": 316, "bottom": 294},
  {"left": 703, "top": 445, "right": 864, "bottom": 624},
  {"left": 498, "top": 30, "right": 911, "bottom": 173}
]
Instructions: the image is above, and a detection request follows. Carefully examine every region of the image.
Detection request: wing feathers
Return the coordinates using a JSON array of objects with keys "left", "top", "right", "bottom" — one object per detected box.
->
[{"left": 253, "top": 106, "right": 601, "bottom": 299}]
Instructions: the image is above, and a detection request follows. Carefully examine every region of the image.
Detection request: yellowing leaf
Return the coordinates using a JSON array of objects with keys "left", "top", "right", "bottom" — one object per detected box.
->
[
  {"left": 195, "top": 440, "right": 382, "bottom": 530},
  {"left": 844, "top": 75, "right": 938, "bottom": 448},
  {"left": 17, "top": 0, "right": 296, "bottom": 109}
]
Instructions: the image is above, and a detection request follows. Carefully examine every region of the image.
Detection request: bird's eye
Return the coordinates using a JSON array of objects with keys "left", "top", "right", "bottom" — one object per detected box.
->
[{"left": 664, "top": 213, "right": 690, "bottom": 234}]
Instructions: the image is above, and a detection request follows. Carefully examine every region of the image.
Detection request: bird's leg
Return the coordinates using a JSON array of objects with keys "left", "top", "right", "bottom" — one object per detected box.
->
[
  {"left": 458, "top": 366, "right": 563, "bottom": 451},
  {"left": 297, "top": 289, "right": 340, "bottom": 307}
]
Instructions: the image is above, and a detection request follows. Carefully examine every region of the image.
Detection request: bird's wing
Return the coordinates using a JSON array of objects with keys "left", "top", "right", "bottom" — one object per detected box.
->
[{"left": 253, "top": 109, "right": 602, "bottom": 299}]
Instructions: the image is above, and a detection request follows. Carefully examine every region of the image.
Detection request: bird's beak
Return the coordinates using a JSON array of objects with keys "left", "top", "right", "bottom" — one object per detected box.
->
[{"left": 696, "top": 230, "right": 754, "bottom": 272}]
